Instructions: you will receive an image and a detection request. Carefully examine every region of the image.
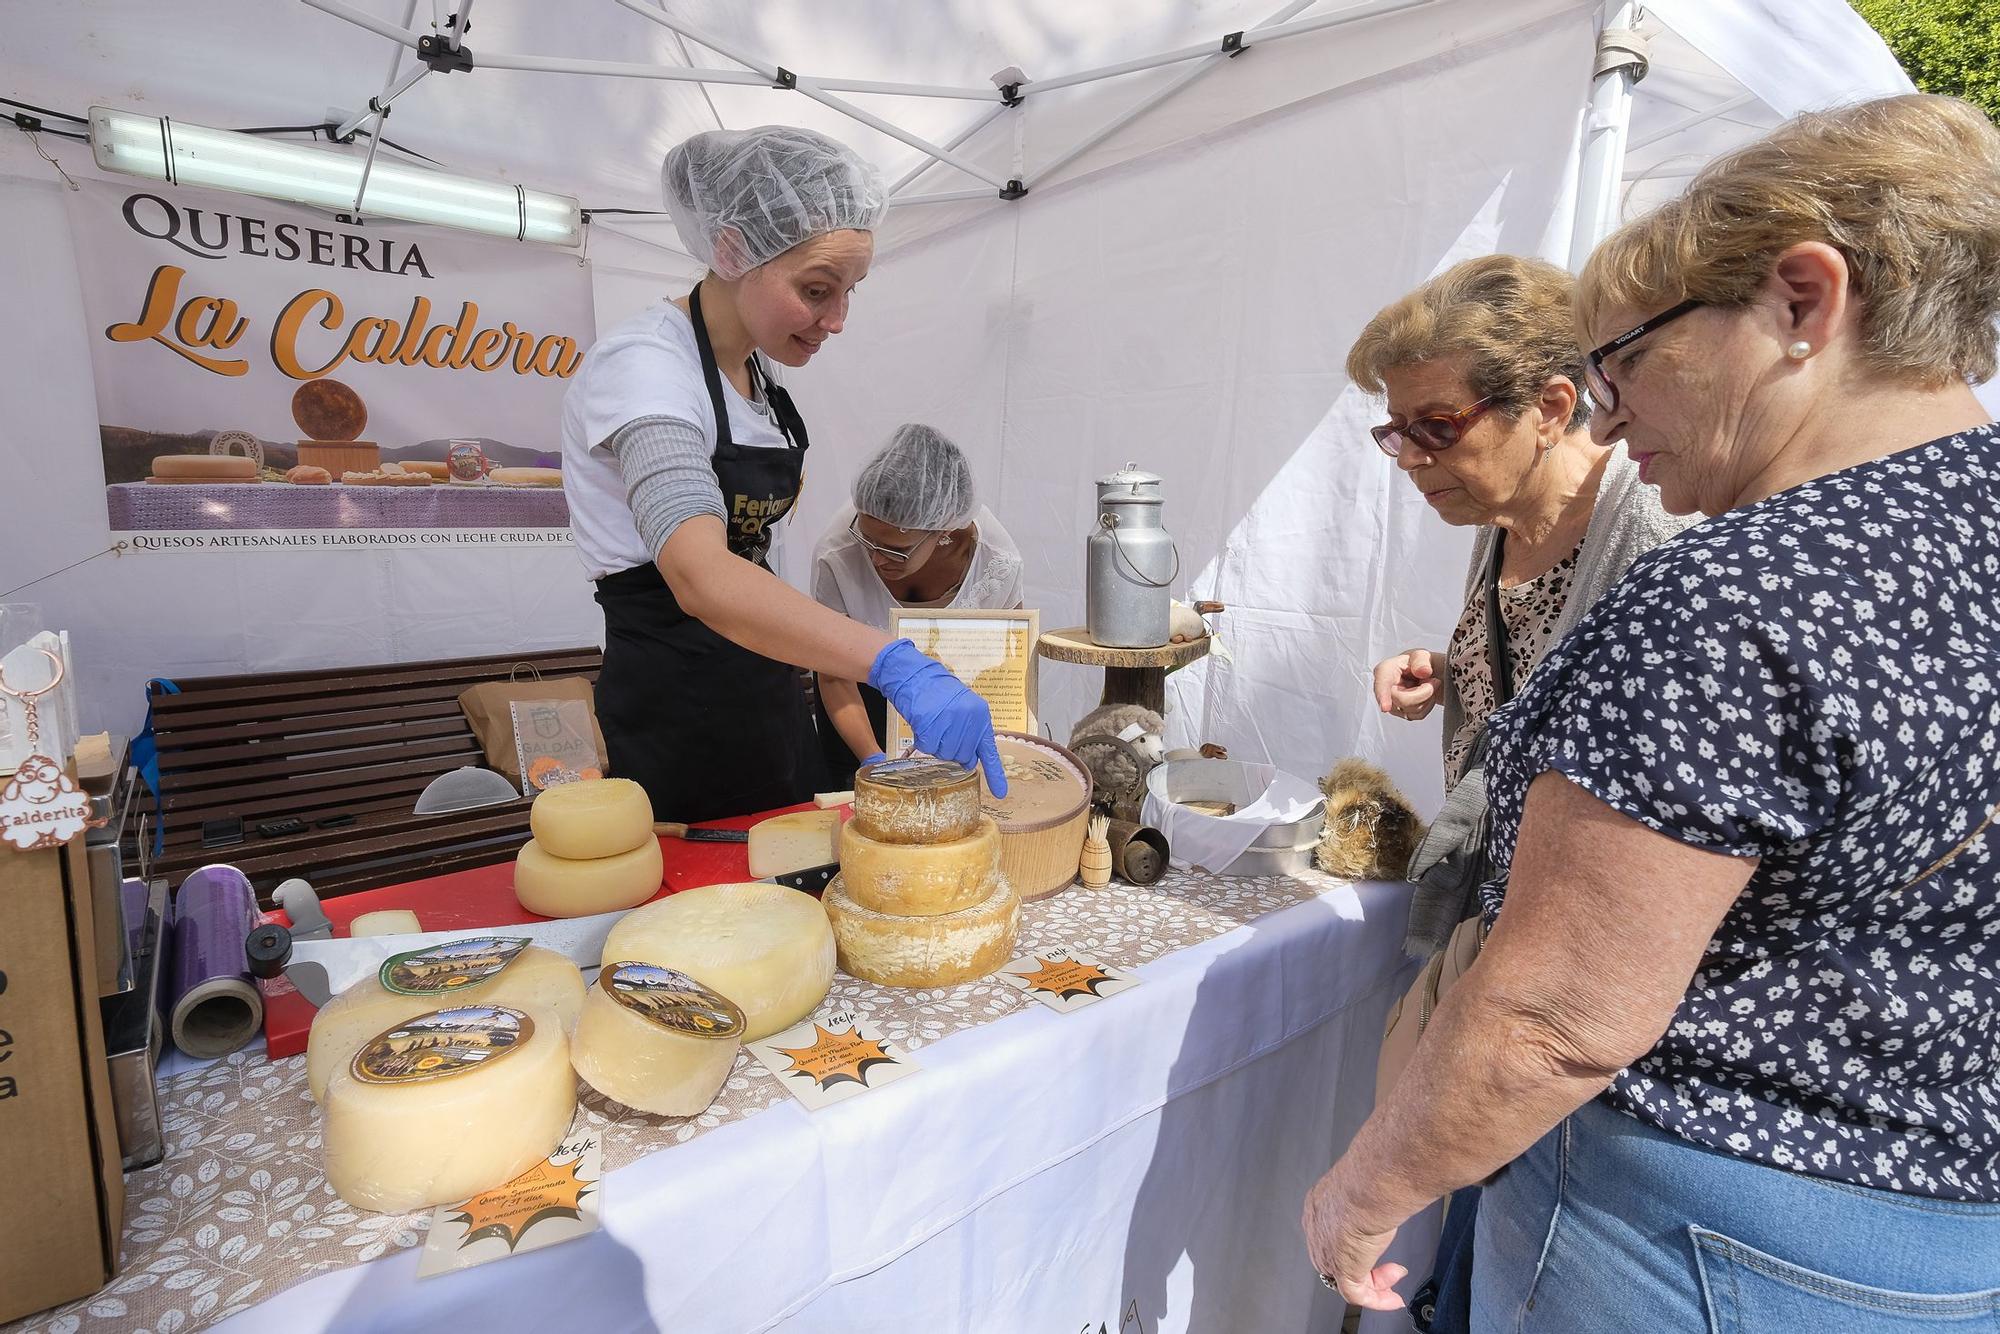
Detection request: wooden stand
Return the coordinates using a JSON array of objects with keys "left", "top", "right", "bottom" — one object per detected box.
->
[{"left": 1036, "top": 626, "right": 1210, "bottom": 715}]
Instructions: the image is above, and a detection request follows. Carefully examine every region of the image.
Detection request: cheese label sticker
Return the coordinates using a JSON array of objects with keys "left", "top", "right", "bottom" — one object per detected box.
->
[
  {"left": 747, "top": 1007, "right": 919, "bottom": 1111},
  {"left": 997, "top": 949, "right": 1140, "bottom": 1013},
  {"left": 863, "top": 756, "right": 971, "bottom": 790},
  {"left": 601, "top": 963, "right": 746, "bottom": 1041},
  {"left": 419, "top": 1128, "right": 601, "bottom": 1278},
  {"left": 351, "top": 1005, "right": 533, "bottom": 1084},
  {"left": 380, "top": 936, "right": 532, "bottom": 996}
]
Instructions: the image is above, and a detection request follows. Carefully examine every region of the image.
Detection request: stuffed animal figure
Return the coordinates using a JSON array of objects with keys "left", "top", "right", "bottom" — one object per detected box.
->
[{"left": 1314, "top": 758, "right": 1424, "bottom": 880}]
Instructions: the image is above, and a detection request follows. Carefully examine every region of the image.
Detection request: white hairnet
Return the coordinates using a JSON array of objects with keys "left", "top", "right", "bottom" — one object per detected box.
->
[
  {"left": 853, "top": 424, "right": 977, "bottom": 531},
  {"left": 662, "top": 126, "right": 887, "bottom": 280}
]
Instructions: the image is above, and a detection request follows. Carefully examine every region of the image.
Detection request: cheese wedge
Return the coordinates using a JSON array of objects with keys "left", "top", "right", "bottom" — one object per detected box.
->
[{"left": 746, "top": 809, "right": 842, "bottom": 878}]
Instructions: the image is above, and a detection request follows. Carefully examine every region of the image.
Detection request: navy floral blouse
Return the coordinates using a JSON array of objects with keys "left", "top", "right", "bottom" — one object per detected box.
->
[{"left": 1481, "top": 423, "right": 2000, "bottom": 1201}]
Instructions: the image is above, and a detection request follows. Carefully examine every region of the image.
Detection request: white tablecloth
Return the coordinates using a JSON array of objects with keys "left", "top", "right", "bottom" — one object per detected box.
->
[{"left": 221, "top": 880, "right": 1415, "bottom": 1333}]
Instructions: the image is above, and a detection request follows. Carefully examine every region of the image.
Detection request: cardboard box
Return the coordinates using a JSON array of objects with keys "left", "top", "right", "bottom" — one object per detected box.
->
[{"left": 0, "top": 835, "right": 127, "bottom": 1323}]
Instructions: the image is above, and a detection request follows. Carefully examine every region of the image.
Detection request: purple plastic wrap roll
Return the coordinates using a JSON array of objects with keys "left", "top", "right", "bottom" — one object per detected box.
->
[{"left": 169, "top": 863, "right": 265, "bottom": 1058}]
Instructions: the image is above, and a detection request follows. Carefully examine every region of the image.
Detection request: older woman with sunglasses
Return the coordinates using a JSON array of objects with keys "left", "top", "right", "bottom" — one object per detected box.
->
[
  {"left": 1342, "top": 253, "right": 1687, "bottom": 1330},
  {"left": 810, "top": 423, "right": 1024, "bottom": 784},
  {"left": 1306, "top": 94, "right": 2000, "bottom": 1331}
]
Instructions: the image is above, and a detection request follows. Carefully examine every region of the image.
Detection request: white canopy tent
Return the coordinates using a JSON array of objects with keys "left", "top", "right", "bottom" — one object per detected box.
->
[{"left": 0, "top": 0, "right": 1924, "bottom": 811}]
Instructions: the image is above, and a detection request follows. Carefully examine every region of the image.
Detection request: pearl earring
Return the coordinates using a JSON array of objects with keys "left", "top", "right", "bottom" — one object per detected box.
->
[{"left": 1787, "top": 340, "right": 1812, "bottom": 361}]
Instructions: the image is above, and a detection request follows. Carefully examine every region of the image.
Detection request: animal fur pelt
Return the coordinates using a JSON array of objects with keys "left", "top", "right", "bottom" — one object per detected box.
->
[{"left": 1315, "top": 758, "right": 1424, "bottom": 880}]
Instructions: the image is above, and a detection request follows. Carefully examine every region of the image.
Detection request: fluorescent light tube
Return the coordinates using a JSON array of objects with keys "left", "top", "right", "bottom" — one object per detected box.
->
[{"left": 88, "top": 106, "right": 581, "bottom": 247}]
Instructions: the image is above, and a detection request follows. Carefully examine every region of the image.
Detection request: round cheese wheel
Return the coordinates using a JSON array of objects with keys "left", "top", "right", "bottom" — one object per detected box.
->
[
  {"left": 852, "top": 756, "right": 981, "bottom": 844},
  {"left": 601, "top": 882, "right": 835, "bottom": 1042},
  {"left": 151, "top": 454, "right": 258, "bottom": 480},
  {"left": 306, "top": 941, "right": 586, "bottom": 1102},
  {"left": 513, "top": 837, "right": 662, "bottom": 918},
  {"left": 840, "top": 816, "right": 1000, "bottom": 917},
  {"left": 982, "top": 734, "right": 1091, "bottom": 830},
  {"left": 824, "top": 871, "right": 1020, "bottom": 989},
  {"left": 323, "top": 1004, "right": 576, "bottom": 1213},
  {"left": 529, "top": 778, "right": 653, "bottom": 860},
  {"left": 292, "top": 378, "right": 368, "bottom": 440},
  {"left": 571, "top": 963, "right": 744, "bottom": 1115}
]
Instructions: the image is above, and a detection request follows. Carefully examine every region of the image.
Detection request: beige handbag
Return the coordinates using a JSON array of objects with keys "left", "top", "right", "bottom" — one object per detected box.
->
[{"left": 1376, "top": 914, "right": 1484, "bottom": 1104}]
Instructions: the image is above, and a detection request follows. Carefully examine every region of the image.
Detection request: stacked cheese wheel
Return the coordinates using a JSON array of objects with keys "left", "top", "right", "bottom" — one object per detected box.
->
[
  {"left": 824, "top": 758, "right": 1021, "bottom": 988},
  {"left": 514, "top": 778, "right": 663, "bottom": 917}
]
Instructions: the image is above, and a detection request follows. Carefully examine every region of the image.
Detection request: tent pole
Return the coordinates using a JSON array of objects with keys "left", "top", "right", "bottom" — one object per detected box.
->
[
  {"left": 886, "top": 188, "right": 998, "bottom": 207},
  {"left": 335, "top": 60, "right": 430, "bottom": 142},
  {"left": 614, "top": 0, "right": 1012, "bottom": 189},
  {"left": 889, "top": 103, "right": 1011, "bottom": 197},
  {"left": 1020, "top": 0, "right": 1432, "bottom": 98},
  {"left": 1627, "top": 90, "right": 1756, "bottom": 151},
  {"left": 1567, "top": 1, "right": 1648, "bottom": 272},
  {"left": 300, "top": 0, "right": 998, "bottom": 99},
  {"left": 472, "top": 49, "right": 768, "bottom": 86}
]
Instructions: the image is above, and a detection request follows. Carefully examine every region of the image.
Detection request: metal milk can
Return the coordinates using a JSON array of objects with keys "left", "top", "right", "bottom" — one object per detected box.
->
[{"left": 1086, "top": 463, "right": 1179, "bottom": 648}]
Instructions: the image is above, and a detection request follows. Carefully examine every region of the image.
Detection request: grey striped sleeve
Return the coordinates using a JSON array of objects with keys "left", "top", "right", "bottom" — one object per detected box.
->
[{"left": 606, "top": 414, "right": 725, "bottom": 557}]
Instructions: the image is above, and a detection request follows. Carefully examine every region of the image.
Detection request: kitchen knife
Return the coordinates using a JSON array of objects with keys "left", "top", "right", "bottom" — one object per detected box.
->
[{"left": 653, "top": 822, "right": 749, "bottom": 843}]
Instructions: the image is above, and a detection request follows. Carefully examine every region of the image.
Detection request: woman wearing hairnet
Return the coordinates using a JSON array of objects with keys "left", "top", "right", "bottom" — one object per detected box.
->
[
  {"left": 810, "top": 423, "right": 1025, "bottom": 785},
  {"left": 560, "top": 126, "right": 1006, "bottom": 821}
]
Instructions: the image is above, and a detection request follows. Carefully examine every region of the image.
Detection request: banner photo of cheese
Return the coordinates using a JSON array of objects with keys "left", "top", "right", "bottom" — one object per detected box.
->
[
  {"left": 826, "top": 758, "right": 1021, "bottom": 987},
  {"left": 71, "top": 178, "right": 589, "bottom": 539},
  {"left": 305, "top": 937, "right": 586, "bottom": 1102},
  {"left": 514, "top": 778, "right": 664, "bottom": 917},
  {"left": 601, "top": 882, "right": 836, "bottom": 1042},
  {"left": 571, "top": 963, "right": 746, "bottom": 1115},
  {"left": 322, "top": 1004, "right": 577, "bottom": 1213}
]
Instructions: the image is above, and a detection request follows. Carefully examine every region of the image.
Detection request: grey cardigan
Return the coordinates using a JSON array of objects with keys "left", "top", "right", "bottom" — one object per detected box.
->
[
  {"left": 1437, "top": 443, "right": 1694, "bottom": 757},
  {"left": 1404, "top": 444, "right": 1693, "bottom": 958}
]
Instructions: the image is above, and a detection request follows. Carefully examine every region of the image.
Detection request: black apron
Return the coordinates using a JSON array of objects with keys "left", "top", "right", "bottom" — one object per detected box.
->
[{"left": 592, "top": 283, "right": 819, "bottom": 821}]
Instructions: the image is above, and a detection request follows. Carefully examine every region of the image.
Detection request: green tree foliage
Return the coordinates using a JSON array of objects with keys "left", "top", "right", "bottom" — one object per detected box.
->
[{"left": 1851, "top": 0, "right": 2000, "bottom": 125}]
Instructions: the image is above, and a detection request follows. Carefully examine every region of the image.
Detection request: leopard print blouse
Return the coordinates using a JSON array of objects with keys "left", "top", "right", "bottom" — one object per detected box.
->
[{"left": 1441, "top": 542, "right": 1581, "bottom": 788}]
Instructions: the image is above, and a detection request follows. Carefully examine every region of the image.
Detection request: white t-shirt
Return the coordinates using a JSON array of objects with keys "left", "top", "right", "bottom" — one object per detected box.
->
[
  {"left": 810, "top": 504, "right": 1025, "bottom": 630},
  {"left": 560, "top": 300, "right": 791, "bottom": 579}
]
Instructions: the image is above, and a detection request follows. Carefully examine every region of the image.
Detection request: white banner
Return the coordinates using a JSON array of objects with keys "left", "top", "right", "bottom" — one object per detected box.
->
[{"left": 66, "top": 178, "right": 594, "bottom": 541}]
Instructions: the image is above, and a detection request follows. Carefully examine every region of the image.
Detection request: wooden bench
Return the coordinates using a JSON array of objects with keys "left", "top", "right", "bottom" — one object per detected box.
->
[{"left": 121, "top": 647, "right": 602, "bottom": 904}]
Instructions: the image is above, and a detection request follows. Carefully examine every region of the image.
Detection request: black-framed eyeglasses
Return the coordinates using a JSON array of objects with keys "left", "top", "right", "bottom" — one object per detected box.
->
[
  {"left": 1583, "top": 298, "right": 1701, "bottom": 413},
  {"left": 848, "top": 515, "right": 941, "bottom": 565},
  {"left": 1371, "top": 396, "right": 1497, "bottom": 458}
]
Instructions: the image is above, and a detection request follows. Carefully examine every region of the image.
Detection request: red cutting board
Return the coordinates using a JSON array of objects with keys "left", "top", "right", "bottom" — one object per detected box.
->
[{"left": 259, "top": 801, "right": 844, "bottom": 1059}]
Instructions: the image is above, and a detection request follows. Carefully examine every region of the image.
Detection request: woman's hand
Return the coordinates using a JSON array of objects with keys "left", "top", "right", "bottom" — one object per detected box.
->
[
  {"left": 1373, "top": 648, "right": 1443, "bottom": 721},
  {"left": 868, "top": 640, "right": 1008, "bottom": 796},
  {"left": 1300, "top": 1163, "right": 1408, "bottom": 1312}
]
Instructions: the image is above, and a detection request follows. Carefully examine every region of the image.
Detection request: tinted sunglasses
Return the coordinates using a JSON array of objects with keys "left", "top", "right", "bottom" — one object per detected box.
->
[{"left": 1371, "top": 396, "right": 1497, "bottom": 458}]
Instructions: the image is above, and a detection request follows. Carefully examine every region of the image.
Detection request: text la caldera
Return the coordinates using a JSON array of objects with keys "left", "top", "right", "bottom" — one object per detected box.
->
[{"left": 106, "top": 264, "right": 584, "bottom": 381}]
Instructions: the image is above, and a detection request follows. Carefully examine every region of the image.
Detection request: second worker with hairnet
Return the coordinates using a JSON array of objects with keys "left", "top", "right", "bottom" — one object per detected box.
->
[
  {"left": 809, "top": 424, "right": 1024, "bottom": 787},
  {"left": 560, "top": 126, "right": 1007, "bottom": 821}
]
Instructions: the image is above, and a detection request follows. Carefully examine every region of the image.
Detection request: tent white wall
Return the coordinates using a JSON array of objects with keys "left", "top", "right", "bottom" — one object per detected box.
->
[{"left": 0, "top": 0, "right": 1928, "bottom": 813}]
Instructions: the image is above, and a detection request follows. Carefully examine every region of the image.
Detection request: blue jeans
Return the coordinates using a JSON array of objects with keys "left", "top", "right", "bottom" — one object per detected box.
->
[{"left": 1472, "top": 1097, "right": 2000, "bottom": 1332}]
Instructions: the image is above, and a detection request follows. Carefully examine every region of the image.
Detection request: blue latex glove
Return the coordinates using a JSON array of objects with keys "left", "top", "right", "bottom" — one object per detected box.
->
[
  {"left": 867, "top": 639, "right": 1008, "bottom": 797},
  {"left": 859, "top": 752, "right": 887, "bottom": 767}
]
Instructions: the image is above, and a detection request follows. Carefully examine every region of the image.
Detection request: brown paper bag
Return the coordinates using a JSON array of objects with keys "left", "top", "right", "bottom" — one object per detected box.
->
[{"left": 457, "top": 665, "right": 607, "bottom": 786}]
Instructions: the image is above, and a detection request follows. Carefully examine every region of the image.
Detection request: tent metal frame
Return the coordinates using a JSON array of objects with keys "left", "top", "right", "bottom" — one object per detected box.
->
[
  {"left": 300, "top": 0, "right": 1447, "bottom": 214},
  {"left": 299, "top": 0, "right": 1704, "bottom": 264}
]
